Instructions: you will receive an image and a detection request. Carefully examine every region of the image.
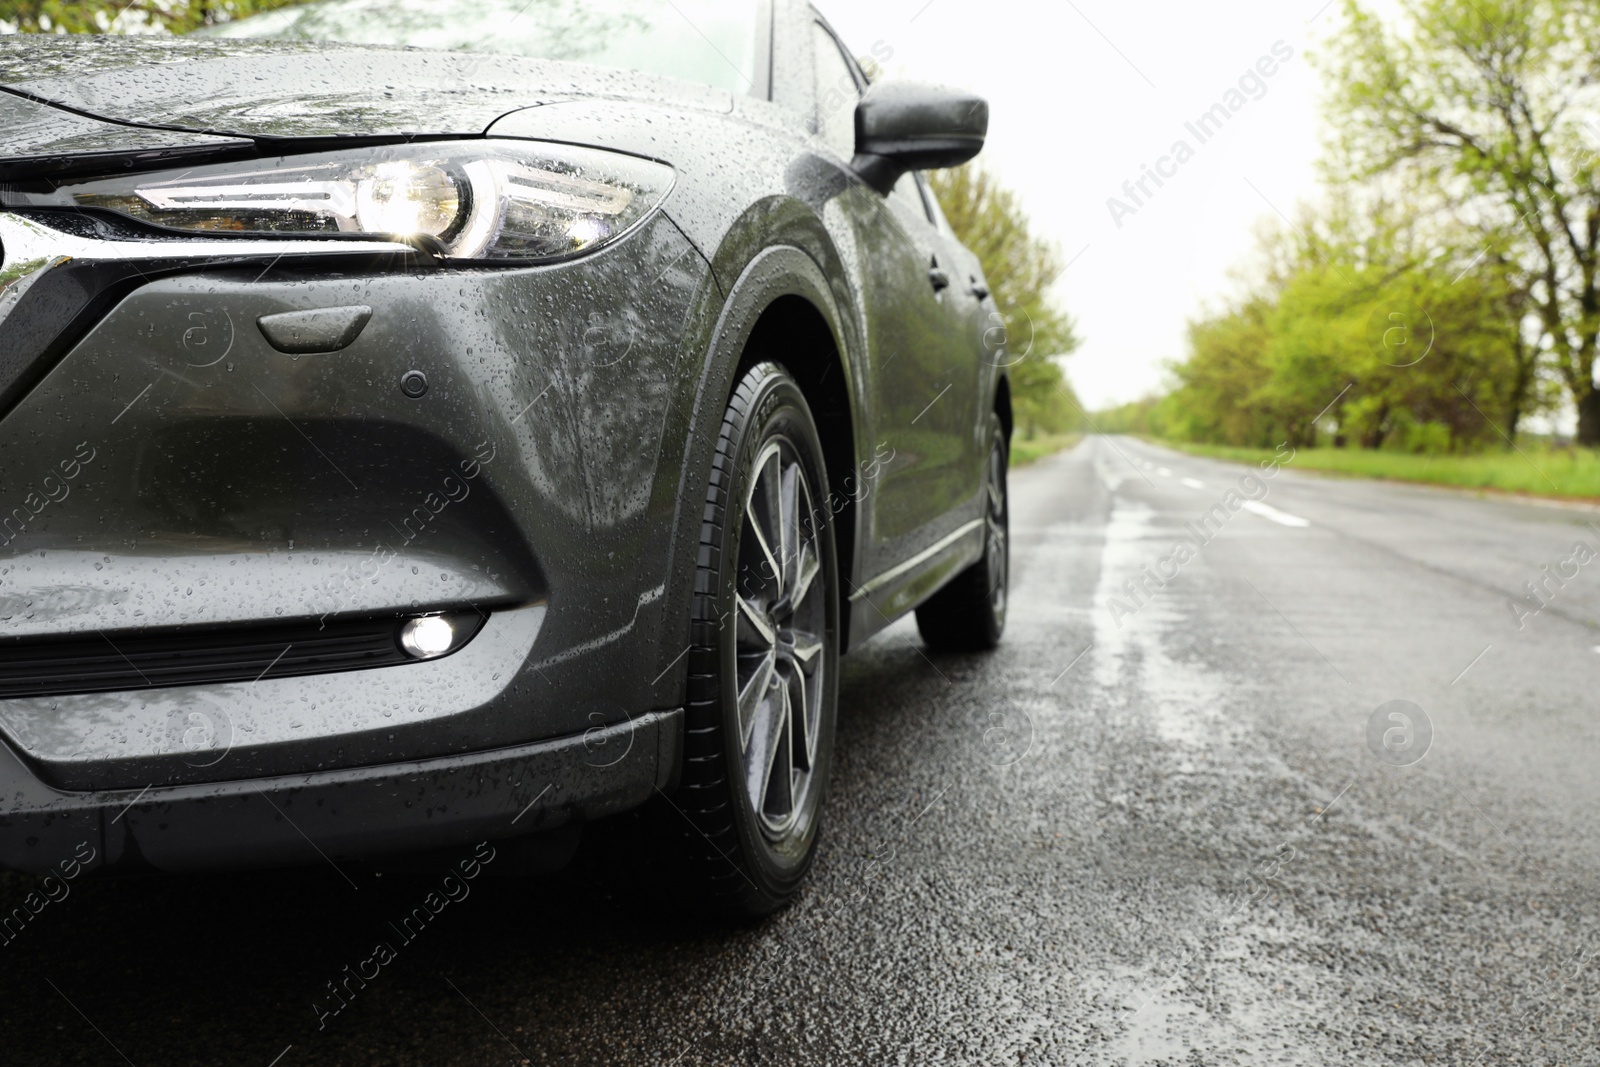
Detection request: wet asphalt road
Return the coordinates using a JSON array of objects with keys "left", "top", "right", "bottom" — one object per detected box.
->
[{"left": 4, "top": 434, "right": 1600, "bottom": 1066}]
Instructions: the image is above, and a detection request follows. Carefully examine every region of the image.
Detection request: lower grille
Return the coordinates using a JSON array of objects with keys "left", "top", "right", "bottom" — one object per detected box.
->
[{"left": 0, "top": 614, "right": 484, "bottom": 700}]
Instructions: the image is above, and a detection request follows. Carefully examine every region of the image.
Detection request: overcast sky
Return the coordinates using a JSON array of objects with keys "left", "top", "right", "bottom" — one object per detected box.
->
[{"left": 825, "top": 0, "right": 1345, "bottom": 411}]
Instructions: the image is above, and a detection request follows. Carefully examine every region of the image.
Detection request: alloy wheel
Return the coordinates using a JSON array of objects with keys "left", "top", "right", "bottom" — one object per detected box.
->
[{"left": 735, "top": 438, "right": 826, "bottom": 838}]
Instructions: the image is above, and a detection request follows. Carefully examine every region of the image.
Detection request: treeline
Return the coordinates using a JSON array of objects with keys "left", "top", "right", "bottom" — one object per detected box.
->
[
  {"left": 1125, "top": 0, "right": 1600, "bottom": 451},
  {"left": 1111, "top": 202, "right": 1540, "bottom": 451}
]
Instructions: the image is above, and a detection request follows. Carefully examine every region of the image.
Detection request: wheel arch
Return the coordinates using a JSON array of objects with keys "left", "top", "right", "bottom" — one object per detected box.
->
[
  {"left": 735, "top": 294, "right": 859, "bottom": 645},
  {"left": 652, "top": 244, "right": 866, "bottom": 709}
]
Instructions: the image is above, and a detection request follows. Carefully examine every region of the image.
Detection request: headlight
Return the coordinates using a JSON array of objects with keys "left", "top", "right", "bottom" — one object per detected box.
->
[{"left": 17, "top": 140, "right": 674, "bottom": 262}]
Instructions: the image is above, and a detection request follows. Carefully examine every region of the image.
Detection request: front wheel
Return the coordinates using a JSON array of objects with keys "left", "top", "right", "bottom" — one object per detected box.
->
[
  {"left": 915, "top": 420, "right": 1008, "bottom": 652},
  {"left": 677, "top": 362, "right": 840, "bottom": 915}
]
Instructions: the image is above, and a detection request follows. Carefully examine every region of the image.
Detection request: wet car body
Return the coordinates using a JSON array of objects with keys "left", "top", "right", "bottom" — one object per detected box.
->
[{"left": 0, "top": 1, "right": 1006, "bottom": 877}]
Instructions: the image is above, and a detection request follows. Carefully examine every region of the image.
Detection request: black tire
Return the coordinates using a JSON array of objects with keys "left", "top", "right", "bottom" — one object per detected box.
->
[
  {"left": 677, "top": 362, "right": 840, "bottom": 916},
  {"left": 915, "top": 419, "right": 1008, "bottom": 652}
]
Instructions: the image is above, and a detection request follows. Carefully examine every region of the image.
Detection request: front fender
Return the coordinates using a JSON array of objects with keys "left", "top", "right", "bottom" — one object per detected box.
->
[{"left": 646, "top": 232, "right": 867, "bottom": 710}]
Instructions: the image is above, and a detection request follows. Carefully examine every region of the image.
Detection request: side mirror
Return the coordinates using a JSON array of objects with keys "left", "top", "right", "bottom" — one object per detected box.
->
[{"left": 852, "top": 82, "right": 988, "bottom": 195}]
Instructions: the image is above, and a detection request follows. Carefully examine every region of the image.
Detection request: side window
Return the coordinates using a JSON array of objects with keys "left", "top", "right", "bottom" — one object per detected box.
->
[{"left": 811, "top": 22, "right": 861, "bottom": 160}]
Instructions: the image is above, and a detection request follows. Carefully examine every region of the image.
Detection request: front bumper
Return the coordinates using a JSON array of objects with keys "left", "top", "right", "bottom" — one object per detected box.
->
[
  {"left": 0, "top": 707, "right": 681, "bottom": 875},
  {"left": 0, "top": 208, "right": 712, "bottom": 805}
]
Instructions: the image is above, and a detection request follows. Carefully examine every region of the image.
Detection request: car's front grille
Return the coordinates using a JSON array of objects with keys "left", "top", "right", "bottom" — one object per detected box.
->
[{"left": 0, "top": 615, "right": 478, "bottom": 699}]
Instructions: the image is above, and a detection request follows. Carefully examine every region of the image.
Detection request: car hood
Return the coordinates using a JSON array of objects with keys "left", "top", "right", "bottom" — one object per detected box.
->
[{"left": 0, "top": 36, "right": 733, "bottom": 164}]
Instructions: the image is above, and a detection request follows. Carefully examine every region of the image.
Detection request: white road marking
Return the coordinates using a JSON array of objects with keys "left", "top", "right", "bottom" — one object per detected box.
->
[
  {"left": 1179, "top": 477, "right": 1206, "bottom": 490},
  {"left": 1156, "top": 466, "right": 1173, "bottom": 477},
  {"left": 1242, "top": 500, "right": 1310, "bottom": 527}
]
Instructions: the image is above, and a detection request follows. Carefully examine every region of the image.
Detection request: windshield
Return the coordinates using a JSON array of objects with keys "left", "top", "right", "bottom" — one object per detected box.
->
[{"left": 196, "top": 0, "right": 763, "bottom": 95}]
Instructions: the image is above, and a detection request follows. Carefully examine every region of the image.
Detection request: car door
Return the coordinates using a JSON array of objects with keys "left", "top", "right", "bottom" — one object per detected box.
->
[
  {"left": 916, "top": 172, "right": 992, "bottom": 507},
  {"left": 807, "top": 19, "right": 980, "bottom": 582}
]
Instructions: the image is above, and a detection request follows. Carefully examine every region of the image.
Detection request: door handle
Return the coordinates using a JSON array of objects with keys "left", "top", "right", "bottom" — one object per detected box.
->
[
  {"left": 969, "top": 276, "right": 990, "bottom": 301},
  {"left": 928, "top": 266, "right": 951, "bottom": 292}
]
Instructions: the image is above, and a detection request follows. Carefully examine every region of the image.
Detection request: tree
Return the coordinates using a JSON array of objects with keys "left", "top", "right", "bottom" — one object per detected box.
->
[
  {"left": 927, "top": 165, "right": 1083, "bottom": 438},
  {"left": 0, "top": 0, "right": 303, "bottom": 33},
  {"left": 1168, "top": 295, "right": 1279, "bottom": 446},
  {"left": 1159, "top": 201, "right": 1534, "bottom": 451},
  {"left": 1321, "top": 0, "right": 1600, "bottom": 444}
]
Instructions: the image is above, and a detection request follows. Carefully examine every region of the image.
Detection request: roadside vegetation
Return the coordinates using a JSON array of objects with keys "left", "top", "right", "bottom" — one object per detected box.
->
[
  {"left": 1010, "top": 433, "right": 1083, "bottom": 468},
  {"left": 1102, "top": 0, "right": 1600, "bottom": 499},
  {"left": 1158, "top": 440, "right": 1600, "bottom": 500}
]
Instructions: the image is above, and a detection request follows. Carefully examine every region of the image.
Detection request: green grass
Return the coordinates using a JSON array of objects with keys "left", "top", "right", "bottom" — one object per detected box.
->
[
  {"left": 1155, "top": 439, "right": 1600, "bottom": 500},
  {"left": 1010, "top": 433, "right": 1083, "bottom": 468}
]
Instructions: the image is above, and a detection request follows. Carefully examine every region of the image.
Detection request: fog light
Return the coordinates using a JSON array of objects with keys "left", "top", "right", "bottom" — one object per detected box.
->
[{"left": 399, "top": 615, "right": 457, "bottom": 659}]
